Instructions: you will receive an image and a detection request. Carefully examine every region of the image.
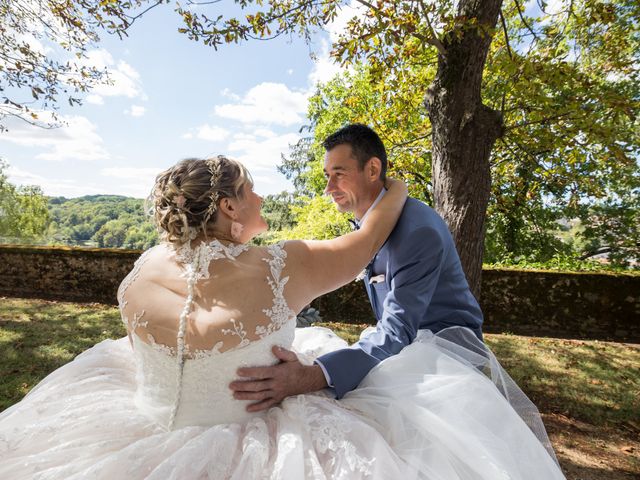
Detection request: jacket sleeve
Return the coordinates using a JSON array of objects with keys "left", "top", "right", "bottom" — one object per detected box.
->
[{"left": 316, "top": 226, "right": 446, "bottom": 398}]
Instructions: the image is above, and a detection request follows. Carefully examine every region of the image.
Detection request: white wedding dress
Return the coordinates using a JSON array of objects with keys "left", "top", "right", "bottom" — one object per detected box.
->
[{"left": 0, "top": 241, "right": 565, "bottom": 479}]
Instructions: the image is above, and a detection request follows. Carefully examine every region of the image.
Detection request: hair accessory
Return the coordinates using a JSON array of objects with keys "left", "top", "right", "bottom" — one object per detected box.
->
[{"left": 203, "top": 156, "right": 223, "bottom": 224}]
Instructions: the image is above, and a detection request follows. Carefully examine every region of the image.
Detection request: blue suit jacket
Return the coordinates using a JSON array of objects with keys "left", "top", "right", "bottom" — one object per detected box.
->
[{"left": 317, "top": 197, "right": 483, "bottom": 398}]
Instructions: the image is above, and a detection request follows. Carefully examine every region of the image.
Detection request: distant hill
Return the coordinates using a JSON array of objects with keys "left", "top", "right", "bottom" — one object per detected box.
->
[
  {"left": 45, "top": 195, "right": 158, "bottom": 249},
  {"left": 41, "top": 192, "right": 297, "bottom": 250}
]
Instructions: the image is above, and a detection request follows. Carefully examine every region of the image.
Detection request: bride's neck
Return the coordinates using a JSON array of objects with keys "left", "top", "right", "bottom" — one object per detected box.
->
[{"left": 192, "top": 231, "right": 238, "bottom": 246}]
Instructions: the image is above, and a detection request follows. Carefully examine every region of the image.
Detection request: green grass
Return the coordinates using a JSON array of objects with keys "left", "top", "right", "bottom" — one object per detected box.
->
[
  {"left": 1, "top": 299, "right": 638, "bottom": 432},
  {"left": 485, "top": 334, "right": 640, "bottom": 427},
  {"left": 0, "top": 298, "right": 125, "bottom": 410}
]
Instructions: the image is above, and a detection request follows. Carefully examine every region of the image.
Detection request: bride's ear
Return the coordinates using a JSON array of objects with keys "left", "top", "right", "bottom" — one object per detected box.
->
[{"left": 217, "top": 197, "right": 237, "bottom": 219}]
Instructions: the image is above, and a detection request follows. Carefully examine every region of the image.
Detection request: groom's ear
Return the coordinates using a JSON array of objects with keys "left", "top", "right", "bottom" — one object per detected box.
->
[{"left": 366, "top": 157, "right": 382, "bottom": 182}]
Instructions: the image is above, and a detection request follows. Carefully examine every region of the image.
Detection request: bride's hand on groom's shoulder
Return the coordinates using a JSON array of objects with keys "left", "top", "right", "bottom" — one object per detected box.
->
[{"left": 229, "top": 346, "right": 328, "bottom": 412}]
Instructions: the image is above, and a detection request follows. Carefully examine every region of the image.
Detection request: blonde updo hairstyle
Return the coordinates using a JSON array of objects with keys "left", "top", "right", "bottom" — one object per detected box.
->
[{"left": 150, "top": 156, "right": 252, "bottom": 245}]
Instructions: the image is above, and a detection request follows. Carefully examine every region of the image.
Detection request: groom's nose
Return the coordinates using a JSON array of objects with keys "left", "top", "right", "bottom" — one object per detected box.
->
[{"left": 324, "top": 177, "right": 335, "bottom": 194}]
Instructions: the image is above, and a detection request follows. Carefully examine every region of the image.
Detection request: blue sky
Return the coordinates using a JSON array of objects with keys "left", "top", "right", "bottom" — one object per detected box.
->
[{"left": 1, "top": 2, "right": 354, "bottom": 199}]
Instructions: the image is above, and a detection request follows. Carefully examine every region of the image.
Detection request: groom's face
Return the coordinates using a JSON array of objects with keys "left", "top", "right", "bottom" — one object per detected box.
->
[{"left": 323, "top": 144, "right": 380, "bottom": 219}]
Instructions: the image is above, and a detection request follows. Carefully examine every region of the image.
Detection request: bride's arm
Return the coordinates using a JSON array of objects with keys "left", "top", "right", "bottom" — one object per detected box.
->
[
  {"left": 284, "top": 178, "right": 407, "bottom": 312},
  {"left": 230, "top": 180, "right": 406, "bottom": 411}
]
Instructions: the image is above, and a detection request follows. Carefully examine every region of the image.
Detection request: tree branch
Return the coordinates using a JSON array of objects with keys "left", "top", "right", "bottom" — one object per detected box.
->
[
  {"left": 186, "top": 0, "right": 223, "bottom": 4},
  {"left": 0, "top": 106, "right": 62, "bottom": 130},
  {"left": 125, "top": 1, "right": 165, "bottom": 30},
  {"left": 389, "top": 132, "right": 432, "bottom": 150},
  {"left": 506, "top": 111, "right": 574, "bottom": 130},
  {"left": 419, "top": 4, "right": 446, "bottom": 55},
  {"left": 412, "top": 32, "right": 446, "bottom": 56},
  {"left": 499, "top": 10, "right": 513, "bottom": 60},
  {"left": 353, "top": 0, "right": 379, "bottom": 14},
  {"left": 513, "top": 0, "right": 539, "bottom": 42}
]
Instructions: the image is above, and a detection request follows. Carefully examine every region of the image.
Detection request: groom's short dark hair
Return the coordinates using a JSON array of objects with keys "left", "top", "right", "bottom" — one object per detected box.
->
[{"left": 322, "top": 124, "right": 387, "bottom": 181}]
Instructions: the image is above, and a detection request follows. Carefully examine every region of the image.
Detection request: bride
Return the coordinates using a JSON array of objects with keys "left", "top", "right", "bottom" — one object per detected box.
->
[{"left": 0, "top": 156, "right": 565, "bottom": 479}]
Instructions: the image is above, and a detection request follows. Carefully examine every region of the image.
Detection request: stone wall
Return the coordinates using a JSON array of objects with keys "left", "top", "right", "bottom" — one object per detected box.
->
[
  {"left": 1, "top": 244, "right": 638, "bottom": 342},
  {"left": 0, "top": 244, "right": 138, "bottom": 305},
  {"left": 314, "top": 268, "right": 639, "bottom": 342}
]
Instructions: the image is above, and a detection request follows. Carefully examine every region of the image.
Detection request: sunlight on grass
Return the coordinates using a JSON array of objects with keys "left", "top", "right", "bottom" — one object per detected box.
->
[{"left": 0, "top": 298, "right": 125, "bottom": 410}]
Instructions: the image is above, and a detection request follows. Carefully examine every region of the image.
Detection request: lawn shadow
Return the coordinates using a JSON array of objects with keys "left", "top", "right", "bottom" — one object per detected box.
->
[
  {"left": 486, "top": 334, "right": 640, "bottom": 428},
  {"left": 0, "top": 298, "right": 124, "bottom": 410}
]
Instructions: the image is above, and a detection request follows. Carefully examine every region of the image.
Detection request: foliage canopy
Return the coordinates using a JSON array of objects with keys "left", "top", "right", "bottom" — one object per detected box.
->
[
  {"left": 0, "top": 0, "right": 163, "bottom": 129},
  {"left": 0, "top": 160, "right": 50, "bottom": 242}
]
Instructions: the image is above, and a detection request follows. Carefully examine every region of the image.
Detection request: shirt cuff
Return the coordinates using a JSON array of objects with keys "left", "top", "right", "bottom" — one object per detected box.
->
[{"left": 314, "top": 358, "right": 334, "bottom": 387}]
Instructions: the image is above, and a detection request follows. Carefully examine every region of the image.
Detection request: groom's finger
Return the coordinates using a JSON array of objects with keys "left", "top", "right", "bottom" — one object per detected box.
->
[
  {"left": 272, "top": 346, "right": 297, "bottom": 362},
  {"left": 236, "top": 366, "right": 275, "bottom": 378},
  {"left": 233, "top": 390, "right": 274, "bottom": 401},
  {"left": 229, "top": 379, "right": 273, "bottom": 392}
]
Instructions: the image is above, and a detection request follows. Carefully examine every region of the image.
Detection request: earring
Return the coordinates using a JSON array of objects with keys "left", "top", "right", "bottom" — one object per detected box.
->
[{"left": 230, "top": 221, "right": 244, "bottom": 241}]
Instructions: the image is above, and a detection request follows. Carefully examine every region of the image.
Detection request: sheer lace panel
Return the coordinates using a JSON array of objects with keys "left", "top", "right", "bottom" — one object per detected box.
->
[
  {"left": 257, "top": 243, "right": 292, "bottom": 338},
  {"left": 118, "top": 240, "right": 296, "bottom": 359},
  {"left": 117, "top": 248, "right": 155, "bottom": 330}
]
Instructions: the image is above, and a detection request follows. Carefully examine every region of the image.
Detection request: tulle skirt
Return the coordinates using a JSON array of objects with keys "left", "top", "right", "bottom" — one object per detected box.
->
[{"left": 0, "top": 327, "right": 565, "bottom": 479}]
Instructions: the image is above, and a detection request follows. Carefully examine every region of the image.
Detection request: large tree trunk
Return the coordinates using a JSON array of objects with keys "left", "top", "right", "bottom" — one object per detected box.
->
[{"left": 424, "top": 0, "right": 505, "bottom": 300}]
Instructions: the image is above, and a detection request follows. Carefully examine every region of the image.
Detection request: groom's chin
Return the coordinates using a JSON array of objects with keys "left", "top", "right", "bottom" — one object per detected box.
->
[
  {"left": 330, "top": 199, "right": 349, "bottom": 212},
  {"left": 334, "top": 203, "right": 349, "bottom": 213}
]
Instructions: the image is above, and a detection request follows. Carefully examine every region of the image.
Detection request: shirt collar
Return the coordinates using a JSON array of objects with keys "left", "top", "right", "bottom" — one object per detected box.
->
[{"left": 356, "top": 187, "right": 387, "bottom": 227}]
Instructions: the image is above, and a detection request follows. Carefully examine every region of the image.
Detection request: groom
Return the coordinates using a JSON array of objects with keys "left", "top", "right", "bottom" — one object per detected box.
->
[{"left": 231, "top": 123, "right": 484, "bottom": 407}]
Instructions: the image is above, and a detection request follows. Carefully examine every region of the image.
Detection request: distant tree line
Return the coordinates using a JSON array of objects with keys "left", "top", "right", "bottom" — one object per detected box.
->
[
  {"left": 46, "top": 195, "right": 158, "bottom": 249},
  {"left": 0, "top": 160, "right": 298, "bottom": 250},
  {"left": 0, "top": 160, "right": 49, "bottom": 242},
  {"left": 0, "top": 158, "right": 636, "bottom": 270}
]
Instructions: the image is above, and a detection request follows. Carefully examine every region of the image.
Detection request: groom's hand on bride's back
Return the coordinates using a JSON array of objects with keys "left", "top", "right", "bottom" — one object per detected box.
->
[{"left": 229, "top": 346, "right": 328, "bottom": 412}]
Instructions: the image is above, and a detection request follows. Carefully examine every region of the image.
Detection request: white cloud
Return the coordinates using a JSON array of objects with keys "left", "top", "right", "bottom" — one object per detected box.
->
[
  {"left": 220, "top": 88, "right": 240, "bottom": 101},
  {"left": 80, "top": 49, "right": 145, "bottom": 102},
  {"left": 197, "top": 124, "right": 231, "bottom": 142},
  {"left": 255, "top": 128, "right": 276, "bottom": 138},
  {"left": 6, "top": 165, "right": 105, "bottom": 197},
  {"left": 82, "top": 49, "right": 115, "bottom": 70},
  {"left": 308, "top": 38, "right": 344, "bottom": 86},
  {"left": 125, "top": 105, "right": 146, "bottom": 117},
  {"left": 100, "top": 167, "right": 161, "bottom": 197},
  {"left": 252, "top": 174, "right": 276, "bottom": 185},
  {"left": 232, "top": 132, "right": 256, "bottom": 142},
  {"left": 101, "top": 167, "right": 161, "bottom": 179},
  {"left": 307, "top": 1, "right": 367, "bottom": 87},
  {"left": 86, "top": 94, "right": 104, "bottom": 105},
  {"left": 214, "top": 82, "right": 308, "bottom": 126},
  {"left": 325, "top": 1, "right": 368, "bottom": 43},
  {"left": 0, "top": 112, "right": 109, "bottom": 161},
  {"left": 226, "top": 132, "right": 300, "bottom": 171},
  {"left": 181, "top": 124, "right": 230, "bottom": 142},
  {"left": 287, "top": 69, "right": 294, "bottom": 75}
]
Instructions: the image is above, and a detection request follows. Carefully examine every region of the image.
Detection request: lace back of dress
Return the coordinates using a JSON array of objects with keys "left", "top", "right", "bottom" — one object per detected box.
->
[
  {"left": 119, "top": 240, "right": 294, "bottom": 430},
  {"left": 166, "top": 240, "right": 252, "bottom": 430},
  {"left": 167, "top": 259, "right": 198, "bottom": 430}
]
